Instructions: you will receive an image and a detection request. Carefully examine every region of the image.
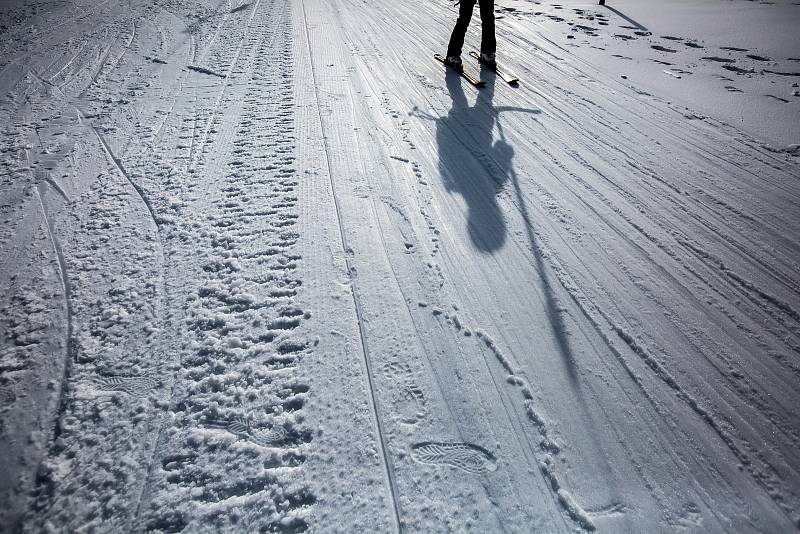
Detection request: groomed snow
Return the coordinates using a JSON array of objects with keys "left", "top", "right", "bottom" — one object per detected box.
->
[{"left": 1, "top": 0, "right": 799, "bottom": 532}]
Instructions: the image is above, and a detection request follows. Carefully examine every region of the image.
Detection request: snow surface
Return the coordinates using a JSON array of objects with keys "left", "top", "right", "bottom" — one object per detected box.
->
[{"left": 0, "top": 0, "right": 799, "bottom": 532}]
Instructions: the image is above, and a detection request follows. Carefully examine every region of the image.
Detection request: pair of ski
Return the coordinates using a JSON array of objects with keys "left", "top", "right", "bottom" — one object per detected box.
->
[{"left": 434, "top": 51, "right": 519, "bottom": 87}]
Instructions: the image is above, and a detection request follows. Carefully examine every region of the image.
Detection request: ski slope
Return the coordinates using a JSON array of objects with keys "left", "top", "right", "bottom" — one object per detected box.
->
[{"left": 1, "top": 0, "right": 799, "bottom": 532}]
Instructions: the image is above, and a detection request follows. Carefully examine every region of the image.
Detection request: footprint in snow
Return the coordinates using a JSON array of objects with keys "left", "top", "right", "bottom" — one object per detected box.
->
[
  {"left": 651, "top": 45, "right": 677, "bottom": 53},
  {"left": 96, "top": 375, "right": 158, "bottom": 395},
  {"left": 206, "top": 416, "right": 289, "bottom": 446},
  {"left": 410, "top": 442, "right": 497, "bottom": 474}
]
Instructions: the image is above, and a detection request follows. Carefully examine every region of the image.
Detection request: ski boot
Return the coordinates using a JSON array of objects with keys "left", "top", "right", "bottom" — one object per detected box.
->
[
  {"left": 479, "top": 52, "right": 497, "bottom": 68},
  {"left": 444, "top": 55, "right": 463, "bottom": 72}
]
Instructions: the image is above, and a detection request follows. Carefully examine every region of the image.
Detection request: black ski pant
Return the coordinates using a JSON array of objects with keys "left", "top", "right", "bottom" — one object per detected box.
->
[{"left": 446, "top": 0, "right": 496, "bottom": 58}]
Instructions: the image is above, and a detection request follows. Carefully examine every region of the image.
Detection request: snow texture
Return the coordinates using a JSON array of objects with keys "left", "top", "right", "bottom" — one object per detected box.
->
[{"left": 0, "top": 0, "right": 799, "bottom": 532}]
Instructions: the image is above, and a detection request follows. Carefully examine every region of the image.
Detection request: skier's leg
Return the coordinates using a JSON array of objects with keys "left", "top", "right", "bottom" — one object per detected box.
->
[
  {"left": 478, "top": 0, "right": 496, "bottom": 55},
  {"left": 446, "top": 0, "right": 477, "bottom": 58}
]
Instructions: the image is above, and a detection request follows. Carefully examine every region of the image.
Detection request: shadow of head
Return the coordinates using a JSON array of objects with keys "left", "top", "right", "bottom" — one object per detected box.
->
[{"left": 466, "top": 196, "right": 507, "bottom": 252}]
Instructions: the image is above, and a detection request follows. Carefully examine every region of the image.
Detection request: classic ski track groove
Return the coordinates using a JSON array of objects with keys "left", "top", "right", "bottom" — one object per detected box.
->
[
  {"left": 348, "top": 62, "right": 577, "bottom": 534},
  {"left": 346, "top": 13, "right": 594, "bottom": 528},
  {"left": 80, "top": 108, "right": 162, "bottom": 231},
  {"left": 481, "top": 33, "right": 800, "bottom": 516},
  {"left": 300, "top": 1, "right": 403, "bottom": 532},
  {"left": 33, "top": 183, "right": 75, "bottom": 434}
]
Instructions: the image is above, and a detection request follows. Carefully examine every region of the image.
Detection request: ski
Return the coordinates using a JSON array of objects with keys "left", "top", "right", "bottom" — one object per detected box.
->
[
  {"left": 434, "top": 54, "right": 485, "bottom": 87},
  {"left": 469, "top": 51, "right": 519, "bottom": 85}
]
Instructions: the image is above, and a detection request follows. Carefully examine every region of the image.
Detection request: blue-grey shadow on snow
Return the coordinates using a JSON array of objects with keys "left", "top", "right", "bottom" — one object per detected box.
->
[
  {"left": 603, "top": 5, "right": 648, "bottom": 31},
  {"left": 414, "top": 67, "right": 583, "bottom": 384},
  {"left": 414, "top": 67, "right": 539, "bottom": 253}
]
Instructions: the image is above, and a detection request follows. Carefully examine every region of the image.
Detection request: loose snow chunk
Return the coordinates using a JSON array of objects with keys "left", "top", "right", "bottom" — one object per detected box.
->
[
  {"left": 557, "top": 489, "right": 595, "bottom": 531},
  {"left": 227, "top": 337, "right": 246, "bottom": 349},
  {"left": 224, "top": 258, "right": 242, "bottom": 271}
]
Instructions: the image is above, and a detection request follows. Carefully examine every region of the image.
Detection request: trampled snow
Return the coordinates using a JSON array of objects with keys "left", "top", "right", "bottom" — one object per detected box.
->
[{"left": 1, "top": 0, "right": 798, "bottom": 532}]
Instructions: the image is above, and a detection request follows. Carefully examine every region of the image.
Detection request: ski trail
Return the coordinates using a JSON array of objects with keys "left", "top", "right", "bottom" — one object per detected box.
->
[
  {"left": 327, "top": 12, "right": 574, "bottom": 530},
  {"left": 300, "top": 1, "right": 403, "bottom": 531},
  {"left": 33, "top": 183, "right": 75, "bottom": 417},
  {"left": 191, "top": 0, "right": 263, "bottom": 170},
  {"left": 79, "top": 107, "right": 161, "bottom": 229},
  {"left": 146, "top": 32, "right": 196, "bottom": 144},
  {"left": 297, "top": 1, "right": 579, "bottom": 530},
  {"left": 323, "top": 0, "right": 800, "bottom": 530},
  {"left": 131, "top": 2, "right": 321, "bottom": 531},
  {"left": 127, "top": 2, "right": 291, "bottom": 524},
  {"left": 338, "top": 6, "right": 593, "bottom": 527},
  {"left": 2, "top": 0, "right": 799, "bottom": 531}
]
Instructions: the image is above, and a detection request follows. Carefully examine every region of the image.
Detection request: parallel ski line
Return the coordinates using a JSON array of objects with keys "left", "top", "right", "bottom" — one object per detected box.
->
[
  {"left": 300, "top": 1, "right": 402, "bottom": 531},
  {"left": 146, "top": 35, "right": 196, "bottom": 145},
  {"left": 335, "top": 11, "right": 573, "bottom": 528},
  {"left": 34, "top": 183, "right": 75, "bottom": 422},
  {"left": 195, "top": 0, "right": 286, "bottom": 201},
  {"left": 79, "top": 107, "right": 160, "bottom": 227},
  {"left": 47, "top": 45, "right": 86, "bottom": 85},
  {"left": 79, "top": 10, "right": 140, "bottom": 98},
  {"left": 410, "top": 21, "right": 763, "bottom": 512},
  {"left": 192, "top": 0, "right": 263, "bottom": 170},
  {"left": 330, "top": 6, "right": 628, "bottom": 528},
  {"left": 354, "top": 11, "right": 588, "bottom": 530},
  {"left": 78, "top": 43, "right": 114, "bottom": 98},
  {"left": 528, "top": 205, "right": 800, "bottom": 521}
]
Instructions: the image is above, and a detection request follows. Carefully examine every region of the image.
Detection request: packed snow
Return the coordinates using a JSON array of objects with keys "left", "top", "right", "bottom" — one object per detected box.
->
[{"left": 1, "top": 0, "right": 799, "bottom": 532}]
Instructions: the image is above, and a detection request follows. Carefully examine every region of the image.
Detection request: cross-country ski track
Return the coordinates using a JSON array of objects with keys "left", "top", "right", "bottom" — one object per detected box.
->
[{"left": 1, "top": 0, "right": 798, "bottom": 533}]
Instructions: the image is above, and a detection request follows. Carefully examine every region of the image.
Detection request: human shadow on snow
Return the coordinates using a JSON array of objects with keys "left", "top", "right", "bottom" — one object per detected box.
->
[
  {"left": 419, "top": 67, "right": 540, "bottom": 253},
  {"left": 415, "top": 67, "right": 582, "bottom": 384}
]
